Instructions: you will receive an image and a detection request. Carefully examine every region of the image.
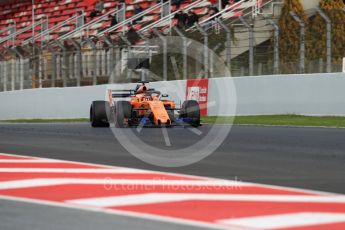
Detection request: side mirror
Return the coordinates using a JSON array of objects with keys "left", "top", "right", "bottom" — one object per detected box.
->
[{"left": 161, "top": 94, "right": 169, "bottom": 97}]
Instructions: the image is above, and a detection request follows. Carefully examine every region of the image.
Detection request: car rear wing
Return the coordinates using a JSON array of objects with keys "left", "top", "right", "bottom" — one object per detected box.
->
[
  {"left": 111, "top": 89, "right": 136, "bottom": 98},
  {"left": 107, "top": 89, "right": 135, "bottom": 105},
  {"left": 107, "top": 88, "right": 159, "bottom": 104}
]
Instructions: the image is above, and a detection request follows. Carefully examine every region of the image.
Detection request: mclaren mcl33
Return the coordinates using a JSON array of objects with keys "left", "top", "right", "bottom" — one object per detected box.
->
[{"left": 90, "top": 81, "right": 200, "bottom": 128}]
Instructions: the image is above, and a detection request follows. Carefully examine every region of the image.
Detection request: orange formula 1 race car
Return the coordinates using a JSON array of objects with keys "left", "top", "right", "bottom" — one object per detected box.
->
[{"left": 90, "top": 81, "right": 201, "bottom": 128}]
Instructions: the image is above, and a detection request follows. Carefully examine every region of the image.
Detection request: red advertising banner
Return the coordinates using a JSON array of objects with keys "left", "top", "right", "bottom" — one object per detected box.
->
[{"left": 186, "top": 79, "right": 209, "bottom": 116}]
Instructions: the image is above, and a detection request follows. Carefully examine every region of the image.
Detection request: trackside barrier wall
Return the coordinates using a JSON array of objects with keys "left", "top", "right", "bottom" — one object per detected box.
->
[
  {"left": 0, "top": 73, "right": 345, "bottom": 120},
  {"left": 209, "top": 73, "right": 345, "bottom": 116},
  {"left": 0, "top": 85, "right": 107, "bottom": 120},
  {"left": 0, "top": 81, "right": 187, "bottom": 120}
]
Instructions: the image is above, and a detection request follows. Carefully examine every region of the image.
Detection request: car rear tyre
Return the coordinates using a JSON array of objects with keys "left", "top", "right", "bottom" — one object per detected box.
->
[
  {"left": 115, "top": 101, "right": 132, "bottom": 128},
  {"left": 165, "top": 106, "right": 175, "bottom": 123},
  {"left": 90, "top": 101, "right": 110, "bottom": 128},
  {"left": 180, "top": 100, "right": 200, "bottom": 127}
]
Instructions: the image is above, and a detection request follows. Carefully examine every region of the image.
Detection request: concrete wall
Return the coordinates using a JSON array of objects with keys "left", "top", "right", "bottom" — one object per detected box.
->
[
  {"left": 1, "top": 73, "right": 345, "bottom": 120},
  {"left": 220, "top": 73, "right": 345, "bottom": 116},
  {"left": 0, "top": 85, "right": 107, "bottom": 120}
]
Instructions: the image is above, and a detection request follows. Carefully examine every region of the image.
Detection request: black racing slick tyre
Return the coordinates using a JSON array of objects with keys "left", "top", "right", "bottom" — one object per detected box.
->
[
  {"left": 115, "top": 101, "right": 132, "bottom": 128},
  {"left": 90, "top": 101, "right": 110, "bottom": 128},
  {"left": 165, "top": 106, "right": 175, "bottom": 123},
  {"left": 180, "top": 100, "right": 201, "bottom": 127}
]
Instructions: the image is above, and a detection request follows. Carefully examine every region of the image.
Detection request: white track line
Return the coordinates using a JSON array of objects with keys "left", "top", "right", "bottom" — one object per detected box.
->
[
  {"left": 0, "top": 178, "right": 249, "bottom": 190},
  {"left": 188, "top": 127, "right": 203, "bottom": 136},
  {"left": 69, "top": 193, "right": 189, "bottom": 207},
  {"left": 218, "top": 212, "right": 345, "bottom": 229},
  {"left": 67, "top": 193, "right": 345, "bottom": 208},
  {"left": 0, "top": 168, "right": 151, "bottom": 173},
  {"left": 0, "top": 153, "right": 18, "bottom": 156},
  {"left": 0, "top": 153, "right": 38, "bottom": 159},
  {"left": 0, "top": 159, "right": 59, "bottom": 163},
  {"left": 161, "top": 126, "right": 172, "bottom": 146}
]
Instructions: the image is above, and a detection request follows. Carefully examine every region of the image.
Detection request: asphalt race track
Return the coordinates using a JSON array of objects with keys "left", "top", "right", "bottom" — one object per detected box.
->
[
  {"left": 0, "top": 123, "right": 344, "bottom": 193},
  {"left": 0, "top": 123, "right": 345, "bottom": 230}
]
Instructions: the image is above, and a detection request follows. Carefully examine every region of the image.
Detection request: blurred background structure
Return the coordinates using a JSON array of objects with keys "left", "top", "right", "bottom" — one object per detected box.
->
[{"left": 0, "top": 0, "right": 344, "bottom": 91}]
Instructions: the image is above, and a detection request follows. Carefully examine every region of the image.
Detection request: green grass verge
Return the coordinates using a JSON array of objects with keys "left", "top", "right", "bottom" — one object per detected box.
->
[
  {"left": 203, "top": 115, "right": 345, "bottom": 128},
  {"left": 2, "top": 115, "right": 345, "bottom": 128}
]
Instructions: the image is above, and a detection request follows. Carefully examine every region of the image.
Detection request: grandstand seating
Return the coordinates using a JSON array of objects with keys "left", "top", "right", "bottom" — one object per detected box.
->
[{"left": 0, "top": 0, "right": 256, "bottom": 48}]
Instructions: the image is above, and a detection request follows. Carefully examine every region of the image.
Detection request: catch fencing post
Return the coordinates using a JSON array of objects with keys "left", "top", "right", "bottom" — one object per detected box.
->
[
  {"left": 84, "top": 38, "right": 97, "bottom": 85},
  {"left": 104, "top": 36, "right": 116, "bottom": 84},
  {"left": 0, "top": 61, "right": 3, "bottom": 91},
  {"left": 173, "top": 27, "right": 187, "bottom": 80},
  {"left": 239, "top": 16, "right": 254, "bottom": 76},
  {"left": 11, "top": 59, "right": 17, "bottom": 91},
  {"left": 69, "top": 39, "right": 82, "bottom": 86},
  {"left": 217, "top": 18, "right": 232, "bottom": 72},
  {"left": 3, "top": 61, "right": 7, "bottom": 91},
  {"left": 3, "top": 61, "right": 8, "bottom": 91},
  {"left": 195, "top": 23, "right": 209, "bottom": 79},
  {"left": 137, "top": 31, "right": 151, "bottom": 81},
  {"left": 55, "top": 40, "right": 68, "bottom": 87},
  {"left": 12, "top": 60, "right": 15, "bottom": 90},
  {"left": 265, "top": 17, "right": 279, "bottom": 74},
  {"left": 290, "top": 11, "right": 305, "bottom": 74},
  {"left": 119, "top": 33, "right": 132, "bottom": 81},
  {"left": 316, "top": 8, "right": 332, "bottom": 73},
  {"left": 210, "top": 43, "right": 221, "bottom": 78},
  {"left": 114, "top": 47, "right": 121, "bottom": 82},
  {"left": 31, "top": 43, "right": 43, "bottom": 88},
  {"left": 5, "top": 48, "right": 17, "bottom": 90},
  {"left": 12, "top": 47, "right": 25, "bottom": 90},
  {"left": 95, "top": 42, "right": 102, "bottom": 78},
  {"left": 45, "top": 42, "right": 56, "bottom": 87},
  {"left": 153, "top": 29, "right": 167, "bottom": 81}
]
